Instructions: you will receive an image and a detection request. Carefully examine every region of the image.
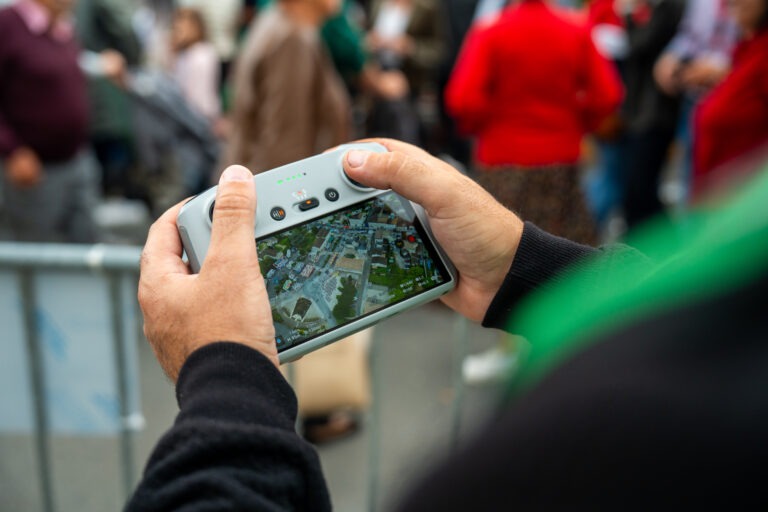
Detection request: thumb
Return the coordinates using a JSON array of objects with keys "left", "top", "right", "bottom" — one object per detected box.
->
[
  {"left": 204, "top": 165, "right": 258, "bottom": 272},
  {"left": 343, "top": 148, "right": 460, "bottom": 217}
]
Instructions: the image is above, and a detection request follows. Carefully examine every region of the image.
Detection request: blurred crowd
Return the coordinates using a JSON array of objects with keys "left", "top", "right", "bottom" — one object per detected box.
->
[{"left": 0, "top": 0, "right": 767, "bottom": 245}]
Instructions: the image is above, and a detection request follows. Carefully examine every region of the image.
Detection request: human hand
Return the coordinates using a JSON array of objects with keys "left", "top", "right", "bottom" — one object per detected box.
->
[
  {"left": 138, "top": 165, "right": 277, "bottom": 382},
  {"left": 375, "top": 70, "right": 409, "bottom": 99},
  {"left": 4, "top": 146, "right": 42, "bottom": 188},
  {"left": 387, "top": 35, "right": 414, "bottom": 57},
  {"left": 100, "top": 49, "right": 127, "bottom": 87},
  {"left": 343, "top": 139, "right": 524, "bottom": 323},
  {"left": 679, "top": 58, "right": 728, "bottom": 91},
  {"left": 653, "top": 53, "right": 682, "bottom": 96}
]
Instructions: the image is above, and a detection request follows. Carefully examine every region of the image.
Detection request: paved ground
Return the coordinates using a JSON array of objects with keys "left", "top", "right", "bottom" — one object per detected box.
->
[{"left": 0, "top": 296, "right": 505, "bottom": 512}]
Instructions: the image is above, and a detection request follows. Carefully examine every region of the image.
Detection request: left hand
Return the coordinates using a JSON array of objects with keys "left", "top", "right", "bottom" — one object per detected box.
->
[{"left": 138, "top": 165, "right": 278, "bottom": 382}]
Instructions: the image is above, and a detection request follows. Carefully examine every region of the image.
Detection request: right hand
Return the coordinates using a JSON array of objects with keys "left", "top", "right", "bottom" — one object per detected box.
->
[
  {"left": 343, "top": 139, "right": 524, "bottom": 323},
  {"left": 4, "top": 147, "right": 42, "bottom": 188},
  {"left": 654, "top": 53, "right": 682, "bottom": 96}
]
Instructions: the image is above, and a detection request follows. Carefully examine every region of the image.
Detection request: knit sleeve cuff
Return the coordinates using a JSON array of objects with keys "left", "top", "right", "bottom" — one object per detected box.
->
[
  {"left": 482, "top": 222, "right": 597, "bottom": 330},
  {"left": 175, "top": 342, "right": 298, "bottom": 432}
]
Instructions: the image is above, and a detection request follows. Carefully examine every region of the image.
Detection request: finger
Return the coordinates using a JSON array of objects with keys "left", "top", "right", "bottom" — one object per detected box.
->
[
  {"left": 204, "top": 165, "right": 258, "bottom": 271},
  {"left": 343, "top": 145, "right": 464, "bottom": 217},
  {"left": 140, "top": 200, "right": 190, "bottom": 281},
  {"left": 341, "top": 137, "right": 432, "bottom": 160}
]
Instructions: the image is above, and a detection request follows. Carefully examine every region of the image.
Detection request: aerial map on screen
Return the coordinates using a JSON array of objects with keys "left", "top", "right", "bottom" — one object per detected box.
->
[{"left": 256, "top": 191, "right": 449, "bottom": 351}]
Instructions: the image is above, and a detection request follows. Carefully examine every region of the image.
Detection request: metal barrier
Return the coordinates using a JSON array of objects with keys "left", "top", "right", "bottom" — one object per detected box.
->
[
  {"left": 0, "top": 241, "right": 473, "bottom": 512},
  {"left": 0, "top": 243, "right": 143, "bottom": 512}
]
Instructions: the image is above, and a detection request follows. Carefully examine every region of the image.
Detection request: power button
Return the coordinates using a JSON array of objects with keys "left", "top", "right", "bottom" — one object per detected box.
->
[
  {"left": 324, "top": 188, "right": 340, "bottom": 202},
  {"left": 270, "top": 207, "right": 286, "bottom": 221}
]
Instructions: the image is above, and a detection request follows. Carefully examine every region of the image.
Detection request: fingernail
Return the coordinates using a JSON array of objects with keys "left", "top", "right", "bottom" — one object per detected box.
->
[
  {"left": 346, "top": 150, "right": 368, "bottom": 169},
  {"left": 220, "top": 165, "right": 253, "bottom": 182}
]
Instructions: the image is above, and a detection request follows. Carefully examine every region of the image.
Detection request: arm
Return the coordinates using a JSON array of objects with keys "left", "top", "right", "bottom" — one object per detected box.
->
[
  {"left": 129, "top": 165, "right": 331, "bottom": 510},
  {"left": 578, "top": 30, "right": 624, "bottom": 133},
  {"left": 662, "top": 0, "right": 698, "bottom": 60},
  {"left": 482, "top": 223, "right": 648, "bottom": 331},
  {"left": 444, "top": 25, "right": 495, "bottom": 134},
  {"left": 0, "top": 110, "right": 22, "bottom": 159},
  {"left": 0, "top": 22, "right": 22, "bottom": 158},
  {"left": 126, "top": 343, "right": 330, "bottom": 511},
  {"left": 93, "top": 0, "right": 142, "bottom": 66}
]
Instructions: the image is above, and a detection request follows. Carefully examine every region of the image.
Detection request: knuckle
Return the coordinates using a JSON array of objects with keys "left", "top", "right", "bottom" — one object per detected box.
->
[{"left": 213, "top": 189, "right": 254, "bottom": 220}]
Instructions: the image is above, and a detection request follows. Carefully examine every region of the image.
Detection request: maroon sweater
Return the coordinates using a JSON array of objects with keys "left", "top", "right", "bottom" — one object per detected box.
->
[{"left": 0, "top": 6, "right": 89, "bottom": 162}]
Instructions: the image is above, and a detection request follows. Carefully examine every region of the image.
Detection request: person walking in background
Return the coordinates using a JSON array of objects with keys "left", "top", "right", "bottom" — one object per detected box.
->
[
  {"left": 581, "top": 0, "right": 630, "bottom": 236},
  {"left": 653, "top": 0, "right": 738, "bottom": 200},
  {"left": 170, "top": 7, "right": 222, "bottom": 125},
  {"left": 177, "top": 0, "right": 243, "bottom": 90},
  {"left": 619, "top": 0, "right": 686, "bottom": 230},
  {"left": 364, "top": 0, "right": 444, "bottom": 145},
  {"left": 692, "top": 0, "right": 768, "bottom": 197},
  {"left": 224, "top": 0, "right": 350, "bottom": 173},
  {"left": 75, "top": 0, "right": 141, "bottom": 196},
  {"left": 0, "top": 0, "right": 100, "bottom": 243},
  {"left": 446, "top": 0, "right": 623, "bottom": 245},
  {"left": 223, "top": 0, "right": 367, "bottom": 442}
]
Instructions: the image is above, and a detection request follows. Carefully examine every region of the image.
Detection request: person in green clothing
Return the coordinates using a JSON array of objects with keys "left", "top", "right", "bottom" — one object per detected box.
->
[
  {"left": 130, "top": 139, "right": 768, "bottom": 508},
  {"left": 251, "top": 0, "right": 409, "bottom": 104},
  {"left": 75, "top": 0, "right": 142, "bottom": 194}
]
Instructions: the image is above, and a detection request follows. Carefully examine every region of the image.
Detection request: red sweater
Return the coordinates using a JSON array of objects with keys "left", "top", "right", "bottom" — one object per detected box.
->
[
  {"left": 693, "top": 28, "right": 768, "bottom": 194},
  {"left": 445, "top": 0, "right": 623, "bottom": 167}
]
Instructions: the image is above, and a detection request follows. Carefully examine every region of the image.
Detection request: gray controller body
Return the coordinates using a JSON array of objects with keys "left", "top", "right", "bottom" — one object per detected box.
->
[{"left": 176, "top": 142, "right": 456, "bottom": 363}]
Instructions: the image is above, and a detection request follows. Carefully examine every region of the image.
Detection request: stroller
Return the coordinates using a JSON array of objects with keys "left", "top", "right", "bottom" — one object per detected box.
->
[{"left": 125, "top": 70, "right": 220, "bottom": 216}]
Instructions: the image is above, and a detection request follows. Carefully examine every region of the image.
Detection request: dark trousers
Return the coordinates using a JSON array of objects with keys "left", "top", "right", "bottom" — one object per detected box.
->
[{"left": 623, "top": 125, "right": 677, "bottom": 230}]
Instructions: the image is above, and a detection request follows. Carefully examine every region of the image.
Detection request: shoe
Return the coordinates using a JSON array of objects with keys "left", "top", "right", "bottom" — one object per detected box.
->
[
  {"left": 462, "top": 347, "right": 518, "bottom": 385},
  {"left": 302, "top": 411, "right": 360, "bottom": 445}
]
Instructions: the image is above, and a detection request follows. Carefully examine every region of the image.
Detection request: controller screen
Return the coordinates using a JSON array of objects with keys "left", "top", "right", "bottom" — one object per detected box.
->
[{"left": 256, "top": 191, "right": 450, "bottom": 351}]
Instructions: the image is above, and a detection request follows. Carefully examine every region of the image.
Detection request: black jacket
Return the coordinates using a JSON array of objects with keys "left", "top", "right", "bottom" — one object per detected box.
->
[{"left": 126, "top": 223, "right": 768, "bottom": 510}]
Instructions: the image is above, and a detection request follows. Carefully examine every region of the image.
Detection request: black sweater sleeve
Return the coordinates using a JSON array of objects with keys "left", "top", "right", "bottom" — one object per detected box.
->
[
  {"left": 125, "top": 342, "right": 331, "bottom": 512},
  {"left": 483, "top": 222, "right": 649, "bottom": 332}
]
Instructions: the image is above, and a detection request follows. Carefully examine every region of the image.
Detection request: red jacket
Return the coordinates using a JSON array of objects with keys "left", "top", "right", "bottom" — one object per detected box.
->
[
  {"left": 694, "top": 28, "right": 768, "bottom": 195},
  {"left": 445, "top": 0, "right": 623, "bottom": 167}
]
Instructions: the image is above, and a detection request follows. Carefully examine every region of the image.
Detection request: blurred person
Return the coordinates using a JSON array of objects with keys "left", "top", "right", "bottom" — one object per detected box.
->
[
  {"left": 170, "top": 7, "right": 221, "bottom": 124},
  {"left": 224, "top": 0, "right": 367, "bottom": 442},
  {"left": 364, "top": 0, "right": 444, "bottom": 145},
  {"left": 223, "top": 0, "right": 350, "bottom": 172},
  {"left": 125, "top": 2, "right": 220, "bottom": 214},
  {"left": 618, "top": 0, "right": 686, "bottom": 229},
  {"left": 366, "top": 0, "right": 443, "bottom": 95},
  {"left": 582, "top": 0, "right": 630, "bottom": 233},
  {"left": 653, "top": 0, "right": 739, "bottom": 199},
  {"left": 446, "top": 0, "right": 623, "bottom": 245},
  {"left": 177, "top": 0, "right": 242, "bottom": 89},
  {"left": 133, "top": 0, "right": 175, "bottom": 71},
  {"left": 75, "top": 0, "right": 141, "bottom": 195},
  {"left": 692, "top": 0, "right": 768, "bottom": 197},
  {"left": 127, "top": 140, "right": 768, "bottom": 510},
  {"left": 0, "top": 0, "right": 100, "bottom": 242},
  {"left": 434, "top": 0, "right": 479, "bottom": 168}
]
